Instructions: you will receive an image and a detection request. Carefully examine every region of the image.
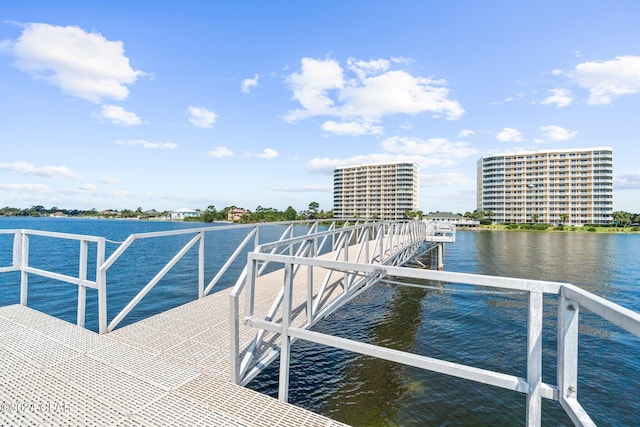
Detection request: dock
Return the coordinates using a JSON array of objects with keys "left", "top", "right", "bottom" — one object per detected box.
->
[{"left": 0, "top": 289, "right": 346, "bottom": 426}]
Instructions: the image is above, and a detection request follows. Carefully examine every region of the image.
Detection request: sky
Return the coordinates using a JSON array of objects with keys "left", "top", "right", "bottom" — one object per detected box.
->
[{"left": 1, "top": 1, "right": 640, "bottom": 215}]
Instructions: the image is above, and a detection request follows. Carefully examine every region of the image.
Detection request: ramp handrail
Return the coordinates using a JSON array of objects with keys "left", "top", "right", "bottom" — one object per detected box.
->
[
  {"left": 237, "top": 252, "right": 640, "bottom": 427},
  {"left": 230, "top": 219, "right": 431, "bottom": 385}
]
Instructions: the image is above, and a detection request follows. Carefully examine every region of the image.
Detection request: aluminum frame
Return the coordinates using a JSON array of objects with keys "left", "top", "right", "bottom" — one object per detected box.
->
[{"left": 233, "top": 242, "right": 640, "bottom": 427}]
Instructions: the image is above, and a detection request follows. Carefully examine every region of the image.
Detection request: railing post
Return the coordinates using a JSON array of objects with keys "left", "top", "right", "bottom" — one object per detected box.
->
[
  {"left": 379, "top": 223, "right": 385, "bottom": 264},
  {"left": 97, "top": 238, "right": 107, "bottom": 334},
  {"left": 77, "top": 240, "right": 88, "bottom": 328},
  {"left": 364, "top": 227, "right": 370, "bottom": 265},
  {"left": 198, "top": 232, "right": 205, "bottom": 299},
  {"left": 307, "top": 239, "right": 314, "bottom": 324},
  {"left": 558, "top": 289, "right": 579, "bottom": 409},
  {"left": 527, "top": 290, "right": 543, "bottom": 427},
  {"left": 12, "top": 232, "right": 22, "bottom": 269},
  {"left": 20, "top": 232, "right": 29, "bottom": 306},
  {"left": 343, "top": 229, "right": 350, "bottom": 288},
  {"left": 230, "top": 291, "right": 240, "bottom": 384},
  {"left": 278, "top": 262, "right": 294, "bottom": 402},
  {"left": 241, "top": 260, "right": 253, "bottom": 323}
]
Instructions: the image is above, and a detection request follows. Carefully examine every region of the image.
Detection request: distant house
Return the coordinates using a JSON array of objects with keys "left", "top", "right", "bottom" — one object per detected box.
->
[
  {"left": 171, "top": 208, "right": 199, "bottom": 220},
  {"left": 227, "top": 209, "right": 250, "bottom": 222},
  {"left": 423, "top": 212, "right": 479, "bottom": 226}
]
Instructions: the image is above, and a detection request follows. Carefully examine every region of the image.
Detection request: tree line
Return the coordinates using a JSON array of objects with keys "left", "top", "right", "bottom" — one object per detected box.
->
[
  {"left": 0, "top": 203, "right": 333, "bottom": 223},
  {"left": 463, "top": 209, "right": 640, "bottom": 226},
  {"left": 199, "top": 203, "right": 332, "bottom": 223}
]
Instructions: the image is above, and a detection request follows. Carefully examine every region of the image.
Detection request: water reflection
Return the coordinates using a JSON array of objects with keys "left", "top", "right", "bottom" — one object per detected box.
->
[
  {"left": 322, "top": 285, "right": 428, "bottom": 426},
  {"left": 471, "top": 231, "right": 618, "bottom": 299}
]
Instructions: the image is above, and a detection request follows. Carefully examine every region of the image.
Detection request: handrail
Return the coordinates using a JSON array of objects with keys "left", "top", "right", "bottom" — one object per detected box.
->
[
  {"left": 0, "top": 229, "right": 106, "bottom": 330},
  {"left": 1, "top": 219, "right": 434, "bottom": 336},
  {"left": 106, "top": 231, "right": 203, "bottom": 332},
  {"left": 2, "top": 219, "right": 373, "bottom": 334},
  {"left": 236, "top": 250, "right": 639, "bottom": 426},
  {"left": 230, "top": 219, "right": 429, "bottom": 384}
]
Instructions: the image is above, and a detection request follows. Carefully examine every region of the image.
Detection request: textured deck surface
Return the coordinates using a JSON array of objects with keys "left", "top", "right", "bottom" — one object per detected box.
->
[
  {"left": 0, "top": 239, "right": 390, "bottom": 426},
  {"left": 0, "top": 303, "right": 347, "bottom": 426}
]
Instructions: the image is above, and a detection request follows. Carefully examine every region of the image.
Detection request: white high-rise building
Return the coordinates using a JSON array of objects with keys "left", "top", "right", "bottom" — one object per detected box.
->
[
  {"left": 333, "top": 162, "right": 420, "bottom": 221},
  {"left": 477, "top": 147, "right": 613, "bottom": 225}
]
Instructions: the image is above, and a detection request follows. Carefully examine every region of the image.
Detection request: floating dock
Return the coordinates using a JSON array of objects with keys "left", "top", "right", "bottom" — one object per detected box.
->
[{"left": 0, "top": 291, "right": 346, "bottom": 426}]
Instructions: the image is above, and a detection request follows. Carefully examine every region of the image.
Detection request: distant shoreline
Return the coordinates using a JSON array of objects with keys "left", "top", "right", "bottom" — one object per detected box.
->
[{"left": 458, "top": 225, "right": 640, "bottom": 234}]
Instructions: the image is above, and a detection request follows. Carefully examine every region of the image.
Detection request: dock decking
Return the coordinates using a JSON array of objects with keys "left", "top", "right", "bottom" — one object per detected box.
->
[
  {"left": 0, "top": 262, "right": 349, "bottom": 426},
  {"left": 0, "top": 305, "right": 345, "bottom": 426}
]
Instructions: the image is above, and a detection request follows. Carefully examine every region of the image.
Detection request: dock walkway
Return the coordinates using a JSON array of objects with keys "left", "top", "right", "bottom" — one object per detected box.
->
[{"left": 0, "top": 263, "right": 349, "bottom": 426}]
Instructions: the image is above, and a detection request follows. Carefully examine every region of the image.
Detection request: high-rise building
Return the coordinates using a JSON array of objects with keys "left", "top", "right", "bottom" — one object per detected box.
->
[
  {"left": 477, "top": 147, "right": 613, "bottom": 225},
  {"left": 333, "top": 162, "right": 420, "bottom": 220}
]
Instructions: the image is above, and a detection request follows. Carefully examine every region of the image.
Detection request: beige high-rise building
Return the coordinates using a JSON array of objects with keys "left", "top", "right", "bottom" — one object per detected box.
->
[
  {"left": 333, "top": 162, "right": 420, "bottom": 220},
  {"left": 477, "top": 147, "right": 613, "bottom": 225}
]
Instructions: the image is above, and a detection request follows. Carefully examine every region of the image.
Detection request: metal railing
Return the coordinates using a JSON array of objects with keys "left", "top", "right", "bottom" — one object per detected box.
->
[
  {"left": 233, "top": 247, "right": 640, "bottom": 427},
  {"left": 230, "top": 220, "right": 437, "bottom": 386},
  {"left": 0, "top": 229, "right": 106, "bottom": 330},
  {"left": 1, "top": 219, "right": 404, "bottom": 334}
]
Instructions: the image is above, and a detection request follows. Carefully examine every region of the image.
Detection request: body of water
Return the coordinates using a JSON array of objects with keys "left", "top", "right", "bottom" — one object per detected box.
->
[{"left": 1, "top": 218, "right": 638, "bottom": 426}]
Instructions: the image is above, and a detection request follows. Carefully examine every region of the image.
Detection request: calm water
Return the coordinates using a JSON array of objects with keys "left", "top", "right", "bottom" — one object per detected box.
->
[{"left": 1, "top": 219, "right": 639, "bottom": 426}]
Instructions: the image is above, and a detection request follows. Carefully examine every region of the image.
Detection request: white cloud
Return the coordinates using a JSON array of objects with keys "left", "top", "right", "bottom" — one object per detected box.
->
[
  {"left": 255, "top": 148, "right": 279, "bottom": 159},
  {"left": 188, "top": 106, "right": 218, "bottom": 128},
  {"left": 496, "top": 128, "right": 524, "bottom": 142},
  {"left": 341, "top": 70, "right": 464, "bottom": 120},
  {"left": 285, "top": 57, "right": 344, "bottom": 122},
  {"left": 0, "top": 183, "right": 51, "bottom": 193},
  {"left": 96, "top": 105, "right": 141, "bottom": 126},
  {"left": 347, "top": 57, "right": 391, "bottom": 80},
  {"left": 115, "top": 139, "right": 177, "bottom": 149},
  {"left": 540, "top": 125, "right": 577, "bottom": 141},
  {"left": 3, "top": 23, "right": 143, "bottom": 103},
  {"left": 381, "top": 136, "right": 478, "bottom": 158},
  {"left": 458, "top": 129, "right": 474, "bottom": 137},
  {"left": 540, "top": 88, "right": 573, "bottom": 108},
  {"left": 503, "top": 93, "right": 526, "bottom": 103},
  {"left": 285, "top": 57, "right": 464, "bottom": 133},
  {"left": 100, "top": 176, "right": 121, "bottom": 185},
  {"left": 321, "top": 120, "right": 383, "bottom": 135},
  {"left": 615, "top": 172, "right": 640, "bottom": 189},
  {"left": 207, "top": 146, "right": 234, "bottom": 158},
  {"left": 570, "top": 55, "right": 640, "bottom": 105},
  {"left": 306, "top": 136, "right": 478, "bottom": 175},
  {"left": 241, "top": 74, "right": 259, "bottom": 93},
  {"left": 72, "top": 184, "right": 98, "bottom": 193},
  {"left": 0, "top": 161, "right": 81, "bottom": 179}
]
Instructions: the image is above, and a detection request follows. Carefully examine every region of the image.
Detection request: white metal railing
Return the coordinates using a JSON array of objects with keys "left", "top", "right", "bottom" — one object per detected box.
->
[
  {"left": 233, "top": 251, "right": 640, "bottom": 427},
  {"left": 230, "top": 220, "right": 433, "bottom": 386},
  {"left": 1, "top": 219, "right": 408, "bottom": 334},
  {"left": 0, "top": 229, "right": 106, "bottom": 330}
]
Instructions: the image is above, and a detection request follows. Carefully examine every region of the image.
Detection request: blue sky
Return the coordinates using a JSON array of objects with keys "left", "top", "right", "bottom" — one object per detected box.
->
[{"left": 1, "top": 1, "right": 639, "bottom": 214}]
